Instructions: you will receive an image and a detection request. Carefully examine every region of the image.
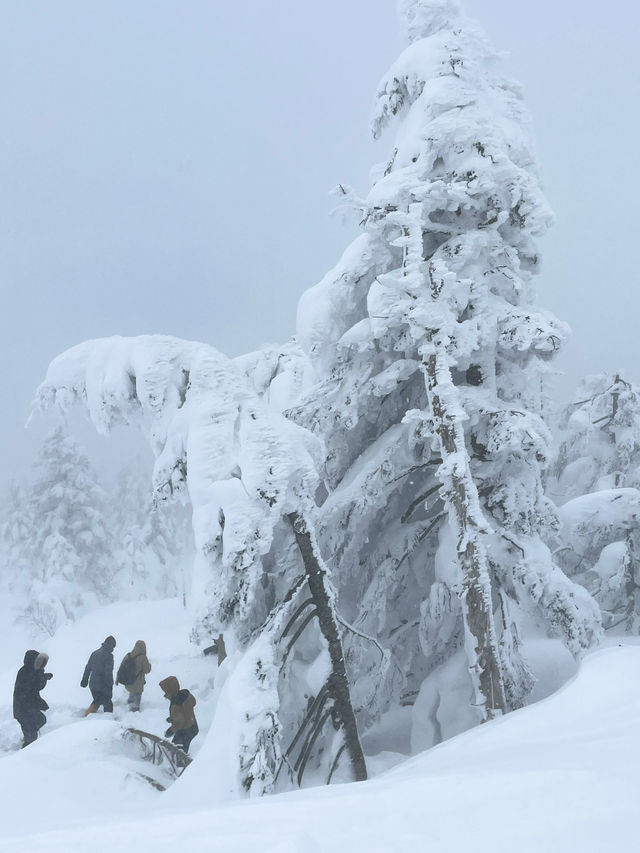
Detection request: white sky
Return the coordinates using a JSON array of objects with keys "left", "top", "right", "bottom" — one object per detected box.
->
[{"left": 1, "top": 0, "right": 638, "bottom": 481}]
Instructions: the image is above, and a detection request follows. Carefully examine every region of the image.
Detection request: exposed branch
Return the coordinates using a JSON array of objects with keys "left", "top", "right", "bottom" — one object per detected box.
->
[
  {"left": 280, "top": 598, "right": 315, "bottom": 641},
  {"left": 296, "top": 708, "right": 333, "bottom": 786},
  {"left": 281, "top": 609, "right": 318, "bottom": 667},
  {"left": 336, "top": 614, "right": 388, "bottom": 661},
  {"left": 401, "top": 483, "right": 442, "bottom": 523},
  {"left": 327, "top": 742, "right": 347, "bottom": 784}
]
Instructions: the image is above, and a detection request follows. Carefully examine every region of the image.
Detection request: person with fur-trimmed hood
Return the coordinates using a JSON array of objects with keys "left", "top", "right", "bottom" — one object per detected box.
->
[
  {"left": 13, "top": 650, "right": 53, "bottom": 747},
  {"left": 81, "top": 636, "right": 116, "bottom": 714},
  {"left": 116, "top": 640, "right": 151, "bottom": 711},
  {"left": 159, "top": 676, "right": 199, "bottom": 753}
]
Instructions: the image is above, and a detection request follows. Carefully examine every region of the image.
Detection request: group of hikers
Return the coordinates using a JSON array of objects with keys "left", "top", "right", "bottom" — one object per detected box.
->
[{"left": 12, "top": 636, "right": 199, "bottom": 754}]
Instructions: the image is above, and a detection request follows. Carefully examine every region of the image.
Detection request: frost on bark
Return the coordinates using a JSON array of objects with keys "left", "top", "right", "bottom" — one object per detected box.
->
[{"left": 422, "top": 349, "right": 505, "bottom": 716}]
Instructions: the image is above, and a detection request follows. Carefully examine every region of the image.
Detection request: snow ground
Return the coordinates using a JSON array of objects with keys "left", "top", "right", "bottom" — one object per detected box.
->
[{"left": 1, "top": 602, "right": 638, "bottom": 852}]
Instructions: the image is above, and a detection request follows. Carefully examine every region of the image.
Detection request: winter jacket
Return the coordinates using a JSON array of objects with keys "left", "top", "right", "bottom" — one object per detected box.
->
[
  {"left": 81, "top": 639, "right": 115, "bottom": 696},
  {"left": 159, "top": 676, "right": 198, "bottom": 733},
  {"left": 119, "top": 641, "right": 151, "bottom": 694},
  {"left": 13, "top": 650, "right": 51, "bottom": 720}
]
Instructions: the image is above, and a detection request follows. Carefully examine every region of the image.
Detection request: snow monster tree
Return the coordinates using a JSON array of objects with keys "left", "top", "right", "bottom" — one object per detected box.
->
[
  {"left": 293, "top": 0, "right": 600, "bottom": 728},
  {"left": 36, "top": 336, "right": 366, "bottom": 791}
]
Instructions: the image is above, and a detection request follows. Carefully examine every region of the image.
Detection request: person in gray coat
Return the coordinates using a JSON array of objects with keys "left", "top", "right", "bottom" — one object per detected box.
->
[{"left": 81, "top": 636, "right": 116, "bottom": 714}]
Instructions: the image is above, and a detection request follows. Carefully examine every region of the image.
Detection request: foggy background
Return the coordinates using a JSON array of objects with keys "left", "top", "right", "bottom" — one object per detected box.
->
[{"left": 1, "top": 0, "right": 637, "bottom": 482}]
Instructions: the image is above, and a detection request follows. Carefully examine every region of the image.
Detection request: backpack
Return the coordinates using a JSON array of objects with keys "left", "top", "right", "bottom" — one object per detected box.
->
[{"left": 117, "top": 654, "right": 137, "bottom": 686}]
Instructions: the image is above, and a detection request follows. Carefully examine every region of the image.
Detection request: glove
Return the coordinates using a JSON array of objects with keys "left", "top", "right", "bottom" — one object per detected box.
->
[
  {"left": 80, "top": 679, "right": 88, "bottom": 688},
  {"left": 164, "top": 727, "right": 173, "bottom": 738}
]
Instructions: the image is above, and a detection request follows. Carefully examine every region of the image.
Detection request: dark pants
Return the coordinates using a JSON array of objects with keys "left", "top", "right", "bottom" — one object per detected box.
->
[
  {"left": 90, "top": 689, "right": 113, "bottom": 712},
  {"left": 17, "top": 709, "right": 46, "bottom": 747},
  {"left": 172, "top": 723, "right": 198, "bottom": 754}
]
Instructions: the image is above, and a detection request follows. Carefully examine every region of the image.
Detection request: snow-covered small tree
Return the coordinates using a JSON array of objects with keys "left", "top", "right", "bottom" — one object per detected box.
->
[
  {"left": 293, "top": 0, "right": 601, "bottom": 732},
  {"left": 8, "top": 426, "right": 114, "bottom": 635},
  {"left": 552, "top": 374, "right": 640, "bottom": 631},
  {"left": 110, "top": 463, "right": 192, "bottom": 600},
  {"left": 1, "top": 483, "right": 31, "bottom": 584}
]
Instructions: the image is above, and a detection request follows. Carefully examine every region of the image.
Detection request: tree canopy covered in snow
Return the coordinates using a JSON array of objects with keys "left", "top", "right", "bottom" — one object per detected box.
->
[
  {"left": 28, "top": 0, "right": 611, "bottom": 797},
  {"left": 293, "top": 0, "right": 600, "bottom": 726}
]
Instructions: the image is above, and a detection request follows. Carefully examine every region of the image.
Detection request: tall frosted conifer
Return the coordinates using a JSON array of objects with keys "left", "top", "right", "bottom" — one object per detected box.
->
[{"left": 295, "top": 0, "right": 600, "bottom": 722}]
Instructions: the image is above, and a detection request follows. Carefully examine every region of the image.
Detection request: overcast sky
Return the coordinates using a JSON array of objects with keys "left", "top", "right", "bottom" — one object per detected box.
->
[{"left": 1, "top": 0, "right": 638, "bottom": 483}]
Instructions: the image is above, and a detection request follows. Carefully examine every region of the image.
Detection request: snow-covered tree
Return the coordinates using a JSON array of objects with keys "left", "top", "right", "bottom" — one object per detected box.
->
[
  {"left": 0, "top": 483, "right": 32, "bottom": 610},
  {"left": 553, "top": 374, "right": 640, "bottom": 501},
  {"left": 293, "top": 0, "right": 600, "bottom": 729},
  {"left": 552, "top": 374, "right": 640, "bottom": 631},
  {"left": 6, "top": 426, "right": 114, "bottom": 635},
  {"left": 110, "top": 463, "right": 192, "bottom": 601},
  {"left": 36, "top": 335, "right": 367, "bottom": 790}
]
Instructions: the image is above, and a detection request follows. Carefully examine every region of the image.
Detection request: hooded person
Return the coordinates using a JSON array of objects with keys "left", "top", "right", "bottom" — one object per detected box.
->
[
  {"left": 81, "top": 636, "right": 116, "bottom": 714},
  {"left": 159, "top": 676, "right": 199, "bottom": 753},
  {"left": 13, "top": 650, "right": 53, "bottom": 747},
  {"left": 116, "top": 640, "right": 151, "bottom": 711}
]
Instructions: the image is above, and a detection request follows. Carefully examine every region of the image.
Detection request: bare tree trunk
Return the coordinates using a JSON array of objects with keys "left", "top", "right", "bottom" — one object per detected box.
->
[
  {"left": 287, "top": 512, "right": 368, "bottom": 782},
  {"left": 422, "top": 350, "right": 506, "bottom": 719}
]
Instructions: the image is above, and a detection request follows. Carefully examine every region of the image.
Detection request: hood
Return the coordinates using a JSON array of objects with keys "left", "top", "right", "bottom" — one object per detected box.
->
[
  {"left": 132, "top": 640, "right": 146, "bottom": 657},
  {"left": 34, "top": 653, "right": 49, "bottom": 670},
  {"left": 103, "top": 636, "right": 116, "bottom": 651},
  {"left": 23, "top": 650, "right": 39, "bottom": 667},
  {"left": 159, "top": 676, "right": 180, "bottom": 699}
]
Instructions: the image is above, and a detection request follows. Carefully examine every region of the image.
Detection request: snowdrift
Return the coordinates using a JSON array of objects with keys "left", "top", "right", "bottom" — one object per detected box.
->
[{"left": 1, "top": 644, "right": 639, "bottom": 852}]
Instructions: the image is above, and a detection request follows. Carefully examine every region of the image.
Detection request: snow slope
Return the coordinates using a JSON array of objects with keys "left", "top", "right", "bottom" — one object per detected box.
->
[{"left": 1, "top": 637, "right": 638, "bottom": 852}]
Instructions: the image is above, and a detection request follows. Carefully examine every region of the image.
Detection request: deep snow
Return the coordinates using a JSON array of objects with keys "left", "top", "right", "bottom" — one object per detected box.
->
[{"left": 1, "top": 598, "right": 638, "bottom": 851}]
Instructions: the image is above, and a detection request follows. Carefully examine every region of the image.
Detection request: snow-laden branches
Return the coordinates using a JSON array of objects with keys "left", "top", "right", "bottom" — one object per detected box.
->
[{"left": 35, "top": 335, "right": 321, "bottom": 637}]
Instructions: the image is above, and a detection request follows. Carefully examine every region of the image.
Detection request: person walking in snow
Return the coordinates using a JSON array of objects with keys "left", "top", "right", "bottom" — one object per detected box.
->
[
  {"left": 13, "top": 650, "right": 53, "bottom": 748},
  {"left": 81, "top": 635, "right": 116, "bottom": 714},
  {"left": 159, "top": 676, "right": 199, "bottom": 753},
  {"left": 116, "top": 640, "right": 151, "bottom": 712}
]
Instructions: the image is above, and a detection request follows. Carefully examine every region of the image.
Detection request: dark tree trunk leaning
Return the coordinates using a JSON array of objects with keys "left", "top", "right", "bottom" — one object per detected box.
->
[{"left": 287, "top": 512, "right": 368, "bottom": 782}]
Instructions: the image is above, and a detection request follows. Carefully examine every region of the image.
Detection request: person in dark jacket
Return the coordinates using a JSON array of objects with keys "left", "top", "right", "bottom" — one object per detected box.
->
[
  {"left": 159, "top": 676, "right": 199, "bottom": 753},
  {"left": 81, "top": 636, "right": 116, "bottom": 714},
  {"left": 13, "top": 650, "right": 53, "bottom": 747}
]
